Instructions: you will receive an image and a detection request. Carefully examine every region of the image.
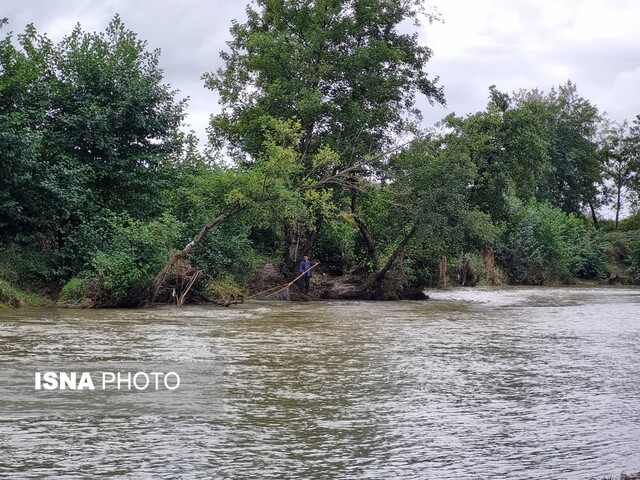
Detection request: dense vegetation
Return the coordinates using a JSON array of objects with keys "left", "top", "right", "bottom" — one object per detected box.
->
[{"left": 1, "top": 3, "right": 639, "bottom": 308}]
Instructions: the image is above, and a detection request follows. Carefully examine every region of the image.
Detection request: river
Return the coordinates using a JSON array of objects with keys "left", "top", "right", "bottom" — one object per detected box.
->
[{"left": 1, "top": 286, "right": 639, "bottom": 479}]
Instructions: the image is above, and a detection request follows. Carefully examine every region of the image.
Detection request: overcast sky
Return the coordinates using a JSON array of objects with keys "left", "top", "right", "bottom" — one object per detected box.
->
[{"left": 4, "top": 0, "right": 640, "bottom": 148}]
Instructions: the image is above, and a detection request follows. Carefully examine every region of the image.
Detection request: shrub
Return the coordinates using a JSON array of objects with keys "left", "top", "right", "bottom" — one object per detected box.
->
[
  {"left": 0, "top": 278, "right": 50, "bottom": 308},
  {"left": 627, "top": 233, "right": 640, "bottom": 282},
  {"left": 498, "top": 200, "right": 603, "bottom": 284},
  {"left": 203, "top": 278, "right": 246, "bottom": 305},
  {"left": 90, "top": 214, "right": 181, "bottom": 306},
  {"left": 57, "top": 277, "right": 95, "bottom": 307},
  {"left": 188, "top": 222, "right": 261, "bottom": 284},
  {"left": 618, "top": 214, "right": 640, "bottom": 232},
  {"left": 0, "top": 243, "right": 58, "bottom": 287}
]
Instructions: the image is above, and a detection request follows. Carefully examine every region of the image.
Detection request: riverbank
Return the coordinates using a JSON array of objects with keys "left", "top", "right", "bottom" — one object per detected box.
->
[{"left": 1, "top": 221, "right": 639, "bottom": 308}]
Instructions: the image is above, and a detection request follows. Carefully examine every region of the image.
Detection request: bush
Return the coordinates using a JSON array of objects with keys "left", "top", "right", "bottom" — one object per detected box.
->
[
  {"left": 57, "top": 277, "right": 94, "bottom": 307},
  {"left": 90, "top": 214, "right": 182, "bottom": 306},
  {"left": 188, "top": 221, "right": 261, "bottom": 284},
  {"left": 466, "top": 249, "right": 508, "bottom": 286},
  {"left": 203, "top": 278, "right": 246, "bottom": 305},
  {"left": 0, "top": 243, "right": 59, "bottom": 288},
  {"left": 498, "top": 200, "right": 604, "bottom": 284},
  {"left": 627, "top": 233, "right": 640, "bottom": 282},
  {"left": 312, "top": 219, "right": 356, "bottom": 275},
  {"left": 618, "top": 214, "right": 640, "bottom": 232},
  {"left": 0, "top": 278, "right": 50, "bottom": 308}
]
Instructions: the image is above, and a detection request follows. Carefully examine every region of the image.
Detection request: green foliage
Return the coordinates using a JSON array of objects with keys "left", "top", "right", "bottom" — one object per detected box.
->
[
  {"left": 465, "top": 252, "right": 507, "bottom": 286},
  {"left": 0, "top": 278, "right": 50, "bottom": 308},
  {"left": 0, "top": 16, "right": 187, "bottom": 275},
  {"left": 600, "top": 120, "right": 636, "bottom": 227},
  {"left": 0, "top": 22, "right": 52, "bottom": 239},
  {"left": 498, "top": 200, "right": 605, "bottom": 284},
  {"left": 516, "top": 81, "right": 603, "bottom": 215},
  {"left": 190, "top": 224, "right": 261, "bottom": 283},
  {"left": 90, "top": 214, "right": 181, "bottom": 306},
  {"left": 626, "top": 232, "right": 640, "bottom": 280},
  {"left": 166, "top": 125, "right": 308, "bottom": 283},
  {"left": 618, "top": 214, "right": 640, "bottom": 232},
  {"left": 336, "top": 135, "right": 501, "bottom": 288},
  {"left": 57, "top": 277, "right": 91, "bottom": 307},
  {"left": 203, "top": 278, "right": 247, "bottom": 305},
  {"left": 204, "top": 0, "right": 446, "bottom": 278},
  {"left": 0, "top": 243, "right": 58, "bottom": 287},
  {"left": 574, "top": 229, "right": 608, "bottom": 280},
  {"left": 312, "top": 218, "right": 357, "bottom": 275},
  {"left": 2, "top": 11, "right": 636, "bottom": 303},
  {"left": 443, "top": 87, "right": 551, "bottom": 220},
  {"left": 206, "top": 0, "right": 444, "bottom": 164}
]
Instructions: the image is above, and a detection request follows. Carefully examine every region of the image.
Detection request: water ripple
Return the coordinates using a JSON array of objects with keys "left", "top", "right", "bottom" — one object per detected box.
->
[{"left": 1, "top": 287, "right": 639, "bottom": 478}]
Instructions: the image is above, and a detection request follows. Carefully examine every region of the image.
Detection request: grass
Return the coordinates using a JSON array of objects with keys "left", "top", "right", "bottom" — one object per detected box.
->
[{"left": 0, "top": 278, "right": 51, "bottom": 308}]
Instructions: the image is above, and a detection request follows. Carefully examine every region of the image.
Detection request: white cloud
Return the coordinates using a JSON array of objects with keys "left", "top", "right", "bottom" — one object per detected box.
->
[
  {"left": 421, "top": 0, "right": 640, "bottom": 124},
  {"left": 5, "top": 0, "right": 640, "bottom": 143}
]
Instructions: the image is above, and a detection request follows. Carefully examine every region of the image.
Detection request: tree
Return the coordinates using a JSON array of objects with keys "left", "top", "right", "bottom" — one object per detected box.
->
[
  {"left": 46, "top": 15, "right": 186, "bottom": 221},
  {"left": 0, "top": 16, "right": 187, "bottom": 273},
  {"left": 624, "top": 115, "right": 640, "bottom": 212},
  {"left": 375, "top": 135, "right": 495, "bottom": 293},
  {"left": 0, "top": 19, "right": 53, "bottom": 240},
  {"left": 204, "top": 0, "right": 445, "bottom": 273},
  {"left": 529, "top": 81, "right": 603, "bottom": 221},
  {"left": 601, "top": 120, "right": 636, "bottom": 229},
  {"left": 441, "top": 86, "right": 550, "bottom": 221}
]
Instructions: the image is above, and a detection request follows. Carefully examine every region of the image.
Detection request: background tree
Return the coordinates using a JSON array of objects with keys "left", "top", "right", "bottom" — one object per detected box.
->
[
  {"left": 529, "top": 81, "right": 603, "bottom": 222},
  {"left": 372, "top": 135, "right": 496, "bottom": 293},
  {"left": 440, "top": 86, "right": 550, "bottom": 221},
  {"left": 0, "top": 20, "right": 52, "bottom": 241},
  {"left": 204, "top": 0, "right": 445, "bottom": 273},
  {"left": 623, "top": 115, "right": 640, "bottom": 212},
  {"left": 0, "top": 16, "right": 187, "bottom": 275},
  {"left": 600, "top": 120, "right": 637, "bottom": 229}
]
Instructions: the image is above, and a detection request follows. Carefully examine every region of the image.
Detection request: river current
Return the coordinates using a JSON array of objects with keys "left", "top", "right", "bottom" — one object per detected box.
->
[{"left": 1, "top": 286, "right": 639, "bottom": 479}]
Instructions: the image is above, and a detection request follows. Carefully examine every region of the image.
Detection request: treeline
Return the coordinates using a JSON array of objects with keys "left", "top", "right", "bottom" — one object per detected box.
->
[{"left": 1, "top": 3, "right": 639, "bottom": 307}]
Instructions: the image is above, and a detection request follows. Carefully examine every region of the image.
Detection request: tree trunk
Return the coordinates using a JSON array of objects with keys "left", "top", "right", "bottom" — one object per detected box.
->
[
  {"left": 374, "top": 224, "right": 417, "bottom": 290},
  {"left": 281, "top": 221, "right": 320, "bottom": 276},
  {"left": 280, "top": 219, "right": 302, "bottom": 276},
  {"left": 148, "top": 203, "right": 245, "bottom": 304},
  {"left": 588, "top": 202, "right": 598, "bottom": 227},
  {"left": 353, "top": 214, "right": 377, "bottom": 268},
  {"left": 350, "top": 191, "right": 377, "bottom": 269},
  {"left": 615, "top": 183, "right": 622, "bottom": 230}
]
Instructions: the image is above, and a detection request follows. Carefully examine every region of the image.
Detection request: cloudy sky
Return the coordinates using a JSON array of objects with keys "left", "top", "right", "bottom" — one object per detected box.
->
[{"left": 4, "top": 0, "right": 640, "bottom": 147}]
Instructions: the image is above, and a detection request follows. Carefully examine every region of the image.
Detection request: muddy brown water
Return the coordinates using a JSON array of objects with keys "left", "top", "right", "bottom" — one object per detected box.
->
[{"left": 1, "top": 286, "right": 639, "bottom": 479}]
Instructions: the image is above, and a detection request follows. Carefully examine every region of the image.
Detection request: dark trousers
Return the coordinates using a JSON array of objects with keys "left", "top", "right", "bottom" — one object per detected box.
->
[{"left": 300, "top": 275, "right": 310, "bottom": 293}]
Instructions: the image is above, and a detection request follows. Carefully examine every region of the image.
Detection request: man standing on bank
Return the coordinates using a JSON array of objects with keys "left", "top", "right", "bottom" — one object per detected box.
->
[{"left": 298, "top": 254, "right": 316, "bottom": 293}]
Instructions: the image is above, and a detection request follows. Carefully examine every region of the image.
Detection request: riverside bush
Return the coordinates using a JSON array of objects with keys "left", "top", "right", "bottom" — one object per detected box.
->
[
  {"left": 498, "top": 200, "right": 604, "bottom": 284},
  {"left": 0, "top": 278, "right": 49, "bottom": 307},
  {"left": 627, "top": 233, "right": 640, "bottom": 281},
  {"left": 89, "top": 214, "right": 181, "bottom": 306}
]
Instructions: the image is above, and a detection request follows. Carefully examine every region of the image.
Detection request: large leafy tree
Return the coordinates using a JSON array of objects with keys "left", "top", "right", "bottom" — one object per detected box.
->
[
  {"left": 440, "top": 86, "right": 551, "bottom": 221},
  {"left": 0, "top": 16, "right": 187, "bottom": 271},
  {"left": 623, "top": 115, "right": 640, "bottom": 213},
  {"left": 370, "top": 135, "right": 495, "bottom": 293},
  {"left": 528, "top": 81, "right": 603, "bottom": 220},
  {"left": 204, "top": 0, "right": 445, "bottom": 272},
  {"left": 0, "top": 20, "right": 52, "bottom": 239},
  {"left": 600, "top": 120, "right": 638, "bottom": 228}
]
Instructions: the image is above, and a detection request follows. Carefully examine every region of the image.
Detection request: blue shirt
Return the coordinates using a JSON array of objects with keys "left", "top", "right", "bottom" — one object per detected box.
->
[{"left": 298, "top": 259, "right": 314, "bottom": 277}]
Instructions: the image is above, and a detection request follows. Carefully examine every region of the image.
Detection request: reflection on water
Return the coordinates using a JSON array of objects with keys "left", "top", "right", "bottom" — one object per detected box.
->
[{"left": 1, "top": 286, "right": 640, "bottom": 479}]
